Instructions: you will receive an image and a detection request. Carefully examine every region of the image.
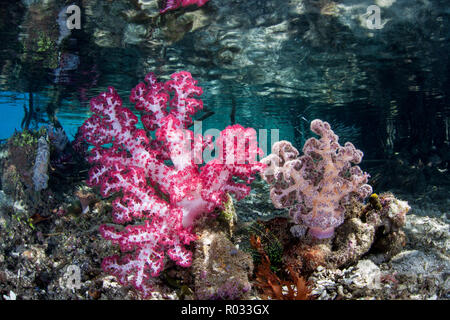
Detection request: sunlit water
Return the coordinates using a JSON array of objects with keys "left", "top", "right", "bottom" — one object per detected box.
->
[{"left": 0, "top": 0, "right": 448, "bottom": 217}]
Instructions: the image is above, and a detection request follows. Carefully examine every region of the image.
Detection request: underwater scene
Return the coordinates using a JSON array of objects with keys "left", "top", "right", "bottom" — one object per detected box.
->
[{"left": 0, "top": 0, "right": 448, "bottom": 301}]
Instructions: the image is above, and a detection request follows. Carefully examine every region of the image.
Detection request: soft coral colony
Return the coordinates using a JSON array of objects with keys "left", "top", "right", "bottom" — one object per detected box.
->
[
  {"left": 79, "top": 71, "right": 264, "bottom": 297},
  {"left": 260, "top": 120, "right": 373, "bottom": 239}
]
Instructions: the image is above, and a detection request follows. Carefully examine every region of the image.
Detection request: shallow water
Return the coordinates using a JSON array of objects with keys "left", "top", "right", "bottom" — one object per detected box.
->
[{"left": 0, "top": 0, "right": 449, "bottom": 216}]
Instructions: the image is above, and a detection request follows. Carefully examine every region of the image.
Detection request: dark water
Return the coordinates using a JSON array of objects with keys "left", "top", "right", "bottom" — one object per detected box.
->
[{"left": 0, "top": 0, "right": 449, "bottom": 215}]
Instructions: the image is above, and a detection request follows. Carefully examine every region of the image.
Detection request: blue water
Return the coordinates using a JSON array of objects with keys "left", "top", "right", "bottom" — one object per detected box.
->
[
  {"left": 0, "top": 0, "right": 449, "bottom": 213},
  {"left": 0, "top": 92, "right": 26, "bottom": 140}
]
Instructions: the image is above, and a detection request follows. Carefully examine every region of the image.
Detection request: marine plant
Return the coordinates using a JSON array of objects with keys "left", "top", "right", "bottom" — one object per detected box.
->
[
  {"left": 260, "top": 119, "right": 372, "bottom": 239},
  {"left": 79, "top": 70, "right": 264, "bottom": 297},
  {"left": 247, "top": 221, "right": 283, "bottom": 273},
  {"left": 250, "top": 234, "right": 311, "bottom": 300},
  {"left": 11, "top": 130, "right": 37, "bottom": 148}
]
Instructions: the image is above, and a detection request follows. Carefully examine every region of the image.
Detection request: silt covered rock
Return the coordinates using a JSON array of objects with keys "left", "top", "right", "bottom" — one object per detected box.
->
[
  {"left": 271, "top": 192, "right": 410, "bottom": 273},
  {"left": 192, "top": 220, "right": 253, "bottom": 300}
]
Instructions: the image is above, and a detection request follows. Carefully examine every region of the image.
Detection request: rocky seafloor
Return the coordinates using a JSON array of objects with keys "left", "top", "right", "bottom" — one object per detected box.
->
[{"left": 0, "top": 136, "right": 448, "bottom": 301}]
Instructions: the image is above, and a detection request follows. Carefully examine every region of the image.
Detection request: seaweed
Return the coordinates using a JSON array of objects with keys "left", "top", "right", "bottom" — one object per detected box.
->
[
  {"left": 247, "top": 222, "right": 283, "bottom": 273},
  {"left": 250, "top": 234, "right": 311, "bottom": 300}
]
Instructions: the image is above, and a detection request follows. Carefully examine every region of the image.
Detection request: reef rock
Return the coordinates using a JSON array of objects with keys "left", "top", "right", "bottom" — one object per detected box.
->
[
  {"left": 192, "top": 220, "right": 254, "bottom": 300},
  {"left": 276, "top": 193, "right": 410, "bottom": 273},
  {"left": 308, "top": 213, "right": 449, "bottom": 300}
]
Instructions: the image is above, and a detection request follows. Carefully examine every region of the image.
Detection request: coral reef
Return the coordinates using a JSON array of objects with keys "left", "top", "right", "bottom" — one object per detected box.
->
[
  {"left": 308, "top": 211, "right": 450, "bottom": 300},
  {"left": 79, "top": 70, "right": 264, "bottom": 297},
  {"left": 276, "top": 192, "right": 410, "bottom": 274},
  {"left": 192, "top": 219, "right": 253, "bottom": 300},
  {"left": 1, "top": 130, "right": 50, "bottom": 213},
  {"left": 0, "top": 183, "right": 143, "bottom": 300},
  {"left": 260, "top": 119, "right": 372, "bottom": 239},
  {"left": 0, "top": 127, "right": 86, "bottom": 219},
  {"left": 2, "top": 130, "right": 38, "bottom": 195},
  {"left": 250, "top": 234, "right": 311, "bottom": 300},
  {"left": 0, "top": 0, "right": 448, "bottom": 303}
]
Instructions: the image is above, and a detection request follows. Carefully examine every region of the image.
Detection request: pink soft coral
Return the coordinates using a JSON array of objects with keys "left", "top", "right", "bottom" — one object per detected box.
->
[
  {"left": 260, "top": 120, "right": 372, "bottom": 239},
  {"left": 80, "top": 71, "right": 263, "bottom": 297},
  {"left": 160, "top": 0, "right": 210, "bottom": 14}
]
